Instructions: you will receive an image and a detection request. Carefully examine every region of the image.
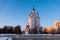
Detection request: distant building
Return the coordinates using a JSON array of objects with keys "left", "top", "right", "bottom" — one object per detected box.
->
[
  {"left": 25, "top": 6, "right": 41, "bottom": 34},
  {"left": 53, "top": 21, "right": 60, "bottom": 33}
]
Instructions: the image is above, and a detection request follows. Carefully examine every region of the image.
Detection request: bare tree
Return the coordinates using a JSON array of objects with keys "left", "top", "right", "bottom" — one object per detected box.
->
[{"left": 13, "top": 25, "right": 22, "bottom": 34}]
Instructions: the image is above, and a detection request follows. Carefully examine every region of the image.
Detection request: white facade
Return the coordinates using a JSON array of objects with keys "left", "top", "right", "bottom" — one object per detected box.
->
[
  {"left": 28, "top": 16, "right": 32, "bottom": 28},
  {"left": 28, "top": 7, "right": 40, "bottom": 29}
]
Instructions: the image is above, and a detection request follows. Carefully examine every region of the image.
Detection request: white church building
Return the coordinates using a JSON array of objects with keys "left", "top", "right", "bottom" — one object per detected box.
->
[{"left": 25, "top": 6, "right": 41, "bottom": 34}]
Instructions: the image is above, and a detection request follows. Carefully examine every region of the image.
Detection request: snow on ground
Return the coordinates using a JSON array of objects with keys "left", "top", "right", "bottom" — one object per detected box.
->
[{"left": 0, "top": 37, "right": 12, "bottom": 40}]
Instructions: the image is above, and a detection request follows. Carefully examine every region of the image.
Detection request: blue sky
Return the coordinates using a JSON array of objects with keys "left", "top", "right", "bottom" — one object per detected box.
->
[{"left": 0, "top": 0, "right": 60, "bottom": 30}]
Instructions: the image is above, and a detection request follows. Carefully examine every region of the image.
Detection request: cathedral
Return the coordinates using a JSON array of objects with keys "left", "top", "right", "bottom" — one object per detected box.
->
[{"left": 25, "top": 6, "right": 41, "bottom": 34}]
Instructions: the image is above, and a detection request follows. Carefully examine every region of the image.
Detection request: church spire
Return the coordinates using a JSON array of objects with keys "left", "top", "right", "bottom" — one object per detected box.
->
[
  {"left": 33, "top": 5, "right": 35, "bottom": 11},
  {"left": 37, "top": 12, "right": 39, "bottom": 15},
  {"left": 31, "top": 6, "right": 35, "bottom": 15}
]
